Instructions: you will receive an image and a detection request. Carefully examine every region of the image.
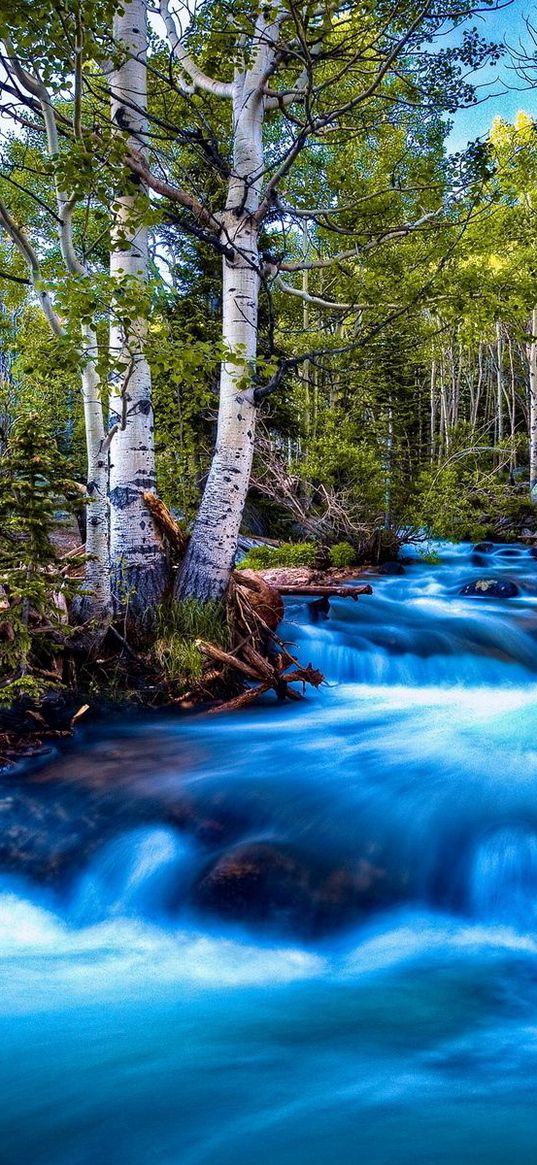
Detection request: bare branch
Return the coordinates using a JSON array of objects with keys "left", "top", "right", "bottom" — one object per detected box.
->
[
  {"left": 125, "top": 148, "right": 220, "bottom": 231},
  {"left": 275, "top": 276, "right": 354, "bottom": 311}
]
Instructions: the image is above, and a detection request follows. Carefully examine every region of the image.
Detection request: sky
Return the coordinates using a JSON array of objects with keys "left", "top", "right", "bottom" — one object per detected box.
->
[{"left": 447, "top": 1, "right": 537, "bottom": 149}]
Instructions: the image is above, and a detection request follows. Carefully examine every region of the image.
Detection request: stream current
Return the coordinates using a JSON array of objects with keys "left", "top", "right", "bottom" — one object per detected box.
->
[{"left": 2, "top": 542, "right": 537, "bottom": 1163}]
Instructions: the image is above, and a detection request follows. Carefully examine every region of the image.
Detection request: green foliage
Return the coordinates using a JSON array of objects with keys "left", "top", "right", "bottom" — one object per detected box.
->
[
  {"left": 0, "top": 413, "right": 81, "bottom": 701},
  {"left": 407, "top": 457, "right": 527, "bottom": 542},
  {"left": 298, "top": 419, "right": 385, "bottom": 513},
  {"left": 154, "top": 599, "right": 228, "bottom": 684},
  {"left": 329, "top": 542, "right": 357, "bottom": 568},
  {"left": 8, "top": 309, "right": 86, "bottom": 472},
  {"left": 417, "top": 547, "right": 442, "bottom": 565},
  {"left": 150, "top": 322, "right": 223, "bottom": 517},
  {"left": 240, "top": 542, "right": 318, "bottom": 570}
]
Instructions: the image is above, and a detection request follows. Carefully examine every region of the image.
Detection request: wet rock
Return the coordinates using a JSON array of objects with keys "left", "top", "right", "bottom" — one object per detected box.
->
[
  {"left": 194, "top": 842, "right": 315, "bottom": 933},
  {"left": 378, "top": 561, "right": 405, "bottom": 576},
  {"left": 473, "top": 542, "right": 494, "bottom": 554},
  {"left": 308, "top": 596, "right": 331, "bottom": 623},
  {"left": 530, "top": 547, "right": 537, "bottom": 559},
  {"left": 495, "top": 547, "right": 522, "bottom": 558},
  {"left": 258, "top": 567, "right": 318, "bottom": 589},
  {"left": 460, "top": 578, "right": 519, "bottom": 599},
  {"left": 193, "top": 841, "right": 395, "bottom": 936}
]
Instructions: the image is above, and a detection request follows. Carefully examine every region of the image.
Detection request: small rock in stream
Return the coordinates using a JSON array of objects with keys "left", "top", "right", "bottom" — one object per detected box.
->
[
  {"left": 378, "top": 561, "right": 406, "bottom": 576},
  {"left": 460, "top": 578, "right": 519, "bottom": 599}
]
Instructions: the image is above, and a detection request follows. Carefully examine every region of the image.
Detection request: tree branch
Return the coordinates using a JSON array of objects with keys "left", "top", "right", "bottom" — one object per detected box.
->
[
  {"left": 125, "top": 148, "right": 220, "bottom": 230},
  {"left": 158, "top": 0, "right": 233, "bottom": 98},
  {"left": 0, "top": 197, "right": 62, "bottom": 335}
]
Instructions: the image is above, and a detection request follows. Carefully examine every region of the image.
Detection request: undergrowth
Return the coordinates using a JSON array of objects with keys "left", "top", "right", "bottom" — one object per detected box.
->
[{"left": 153, "top": 599, "right": 229, "bottom": 683}]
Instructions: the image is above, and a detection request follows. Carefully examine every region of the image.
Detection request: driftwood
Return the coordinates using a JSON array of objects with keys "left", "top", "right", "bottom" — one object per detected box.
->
[
  {"left": 0, "top": 702, "right": 91, "bottom": 767},
  {"left": 198, "top": 638, "right": 324, "bottom": 714},
  {"left": 276, "top": 584, "right": 372, "bottom": 599},
  {"left": 143, "top": 492, "right": 189, "bottom": 557}
]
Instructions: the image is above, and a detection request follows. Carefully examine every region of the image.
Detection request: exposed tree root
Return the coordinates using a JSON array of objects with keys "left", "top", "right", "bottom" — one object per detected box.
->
[{"left": 193, "top": 567, "right": 371, "bottom": 714}]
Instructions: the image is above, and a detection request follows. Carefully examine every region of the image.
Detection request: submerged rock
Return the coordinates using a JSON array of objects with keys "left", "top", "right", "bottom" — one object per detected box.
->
[
  {"left": 460, "top": 578, "right": 519, "bottom": 599},
  {"left": 473, "top": 542, "right": 494, "bottom": 554},
  {"left": 378, "top": 561, "right": 405, "bottom": 576},
  {"left": 194, "top": 842, "right": 315, "bottom": 933},
  {"left": 193, "top": 841, "right": 396, "bottom": 936}
]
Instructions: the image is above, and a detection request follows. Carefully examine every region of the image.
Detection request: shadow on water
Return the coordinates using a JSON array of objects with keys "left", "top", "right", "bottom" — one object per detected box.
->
[{"left": 2, "top": 541, "right": 537, "bottom": 1163}]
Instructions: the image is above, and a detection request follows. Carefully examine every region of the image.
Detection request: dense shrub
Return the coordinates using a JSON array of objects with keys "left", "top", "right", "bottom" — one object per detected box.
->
[
  {"left": 0, "top": 414, "right": 81, "bottom": 702},
  {"left": 328, "top": 542, "right": 357, "bottom": 568},
  {"left": 240, "top": 542, "right": 318, "bottom": 570}
]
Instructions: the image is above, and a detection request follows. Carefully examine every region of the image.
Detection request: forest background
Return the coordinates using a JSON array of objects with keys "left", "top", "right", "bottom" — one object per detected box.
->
[{"left": 1, "top": 0, "right": 537, "bottom": 709}]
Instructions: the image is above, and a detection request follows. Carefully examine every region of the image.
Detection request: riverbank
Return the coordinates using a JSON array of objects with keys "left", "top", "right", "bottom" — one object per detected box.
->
[{"left": 0, "top": 563, "right": 374, "bottom": 770}]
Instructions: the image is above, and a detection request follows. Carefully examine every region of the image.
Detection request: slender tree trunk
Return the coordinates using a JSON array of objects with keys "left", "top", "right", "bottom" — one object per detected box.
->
[
  {"left": 383, "top": 404, "right": 393, "bottom": 528},
  {"left": 109, "top": 0, "right": 167, "bottom": 620},
  {"left": 76, "top": 325, "right": 112, "bottom": 621},
  {"left": 302, "top": 222, "right": 311, "bottom": 443},
  {"left": 496, "top": 320, "right": 504, "bottom": 446},
  {"left": 178, "top": 212, "right": 260, "bottom": 600},
  {"left": 430, "top": 357, "right": 436, "bottom": 460},
  {"left": 528, "top": 307, "right": 537, "bottom": 497},
  {"left": 178, "top": 26, "right": 271, "bottom": 601}
]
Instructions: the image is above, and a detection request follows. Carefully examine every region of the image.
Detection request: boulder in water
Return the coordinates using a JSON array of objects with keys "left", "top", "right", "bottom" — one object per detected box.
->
[
  {"left": 193, "top": 841, "right": 395, "bottom": 936},
  {"left": 308, "top": 596, "right": 331, "bottom": 623},
  {"left": 460, "top": 578, "right": 519, "bottom": 599},
  {"left": 257, "top": 567, "right": 317, "bottom": 588},
  {"left": 378, "top": 561, "right": 405, "bottom": 576},
  {"left": 473, "top": 542, "right": 494, "bottom": 554},
  {"left": 495, "top": 547, "right": 521, "bottom": 558}
]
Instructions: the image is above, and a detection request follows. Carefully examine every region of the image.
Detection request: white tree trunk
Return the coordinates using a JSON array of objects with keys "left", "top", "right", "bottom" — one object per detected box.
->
[
  {"left": 529, "top": 307, "right": 537, "bottom": 498},
  {"left": 109, "top": 0, "right": 167, "bottom": 619},
  {"left": 178, "top": 214, "right": 260, "bottom": 600},
  {"left": 496, "top": 320, "right": 504, "bottom": 446},
  {"left": 76, "top": 325, "right": 112, "bottom": 621},
  {"left": 177, "top": 37, "right": 270, "bottom": 601}
]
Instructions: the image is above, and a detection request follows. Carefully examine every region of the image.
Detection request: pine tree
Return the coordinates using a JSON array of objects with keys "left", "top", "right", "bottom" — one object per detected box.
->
[{"left": 0, "top": 414, "right": 80, "bottom": 700}]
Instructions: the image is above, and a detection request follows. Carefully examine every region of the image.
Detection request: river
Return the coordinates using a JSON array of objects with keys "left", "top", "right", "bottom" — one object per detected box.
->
[{"left": 2, "top": 541, "right": 537, "bottom": 1164}]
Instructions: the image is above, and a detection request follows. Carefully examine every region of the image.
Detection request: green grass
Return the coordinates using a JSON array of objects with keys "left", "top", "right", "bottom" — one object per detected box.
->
[{"left": 154, "top": 599, "right": 229, "bottom": 682}]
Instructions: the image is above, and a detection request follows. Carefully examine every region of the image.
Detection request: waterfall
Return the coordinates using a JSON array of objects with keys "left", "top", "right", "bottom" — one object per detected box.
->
[{"left": 468, "top": 826, "right": 537, "bottom": 930}]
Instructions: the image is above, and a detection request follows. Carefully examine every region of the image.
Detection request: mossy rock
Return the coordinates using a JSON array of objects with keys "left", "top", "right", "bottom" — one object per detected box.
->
[{"left": 460, "top": 578, "right": 519, "bottom": 599}]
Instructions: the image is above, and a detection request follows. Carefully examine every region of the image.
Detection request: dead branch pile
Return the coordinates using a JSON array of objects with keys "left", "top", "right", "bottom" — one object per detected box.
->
[
  {"left": 196, "top": 568, "right": 372, "bottom": 714},
  {"left": 250, "top": 426, "right": 382, "bottom": 547}
]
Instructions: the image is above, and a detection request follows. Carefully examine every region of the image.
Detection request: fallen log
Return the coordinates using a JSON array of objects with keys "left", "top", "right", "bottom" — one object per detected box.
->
[
  {"left": 275, "top": 584, "right": 372, "bottom": 599},
  {"left": 143, "top": 492, "right": 189, "bottom": 557}
]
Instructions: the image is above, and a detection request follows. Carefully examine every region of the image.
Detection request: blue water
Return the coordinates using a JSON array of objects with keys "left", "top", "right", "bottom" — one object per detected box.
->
[{"left": 3, "top": 542, "right": 537, "bottom": 1164}]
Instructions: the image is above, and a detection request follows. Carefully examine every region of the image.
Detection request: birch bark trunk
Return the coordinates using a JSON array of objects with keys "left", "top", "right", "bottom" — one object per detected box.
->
[
  {"left": 496, "top": 320, "right": 504, "bottom": 448},
  {"left": 177, "top": 19, "right": 274, "bottom": 601},
  {"left": 109, "top": 0, "right": 167, "bottom": 620}
]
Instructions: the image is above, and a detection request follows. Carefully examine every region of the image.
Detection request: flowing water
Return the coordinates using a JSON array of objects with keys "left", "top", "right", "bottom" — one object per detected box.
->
[{"left": 3, "top": 542, "right": 537, "bottom": 1164}]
